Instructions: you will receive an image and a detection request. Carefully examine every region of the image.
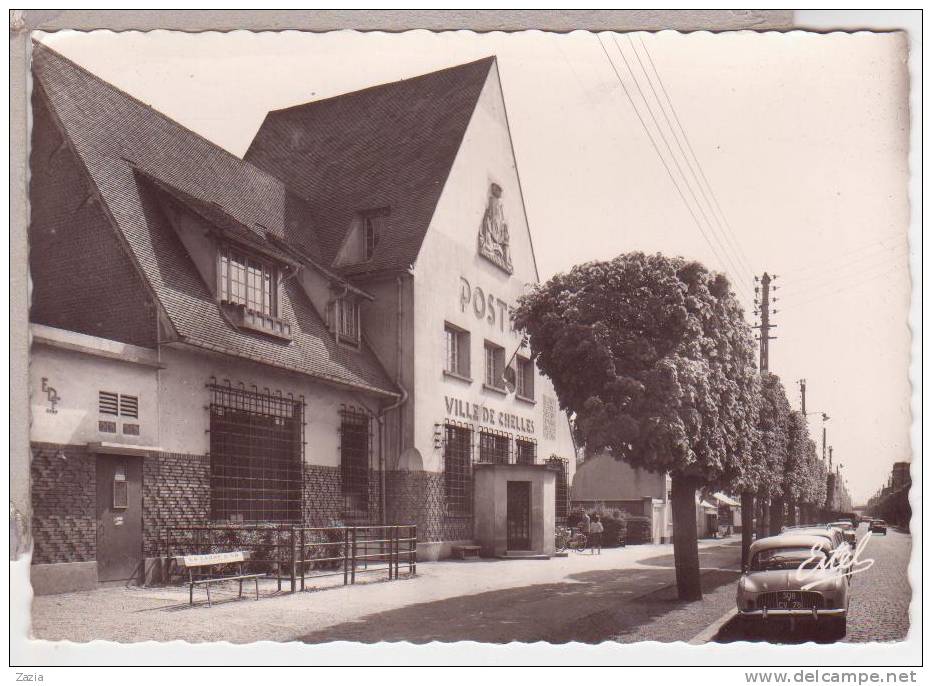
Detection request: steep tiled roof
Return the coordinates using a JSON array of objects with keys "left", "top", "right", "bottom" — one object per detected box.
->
[
  {"left": 31, "top": 42, "right": 398, "bottom": 398},
  {"left": 245, "top": 57, "right": 496, "bottom": 274}
]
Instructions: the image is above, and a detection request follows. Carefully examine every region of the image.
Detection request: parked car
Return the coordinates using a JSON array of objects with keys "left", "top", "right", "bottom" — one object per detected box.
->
[
  {"left": 829, "top": 521, "right": 857, "bottom": 545},
  {"left": 868, "top": 519, "right": 888, "bottom": 535},
  {"left": 736, "top": 534, "right": 850, "bottom": 637}
]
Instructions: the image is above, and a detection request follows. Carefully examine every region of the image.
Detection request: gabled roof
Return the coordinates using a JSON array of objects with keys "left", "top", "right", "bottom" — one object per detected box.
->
[
  {"left": 31, "top": 42, "right": 398, "bottom": 398},
  {"left": 245, "top": 56, "right": 496, "bottom": 274}
]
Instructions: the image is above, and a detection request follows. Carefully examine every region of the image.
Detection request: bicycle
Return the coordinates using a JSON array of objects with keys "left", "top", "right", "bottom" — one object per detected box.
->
[{"left": 555, "top": 526, "right": 588, "bottom": 553}]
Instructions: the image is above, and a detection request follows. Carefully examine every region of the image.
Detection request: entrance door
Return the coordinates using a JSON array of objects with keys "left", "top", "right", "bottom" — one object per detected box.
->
[
  {"left": 506, "top": 481, "right": 531, "bottom": 550},
  {"left": 96, "top": 455, "right": 143, "bottom": 583}
]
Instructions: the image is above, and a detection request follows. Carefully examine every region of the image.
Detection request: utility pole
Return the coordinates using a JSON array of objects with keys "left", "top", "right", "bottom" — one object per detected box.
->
[
  {"left": 799, "top": 379, "right": 807, "bottom": 415},
  {"left": 753, "top": 273, "right": 778, "bottom": 372}
]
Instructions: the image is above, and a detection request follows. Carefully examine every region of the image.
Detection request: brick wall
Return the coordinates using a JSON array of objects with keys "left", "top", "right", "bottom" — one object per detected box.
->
[
  {"left": 142, "top": 452, "right": 210, "bottom": 557},
  {"left": 31, "top": 443, "right": 96, "bottom": 564},
  {"left": 386, "top": 470, "right": 472, "bottom": 542},
  {"left": 29, "top": 83, "right": 157, "bottom": 348}
]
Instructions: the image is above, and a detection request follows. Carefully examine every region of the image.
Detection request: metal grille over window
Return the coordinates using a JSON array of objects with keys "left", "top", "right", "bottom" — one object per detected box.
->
[
  {"left": 516, "top": 437, "right": 537, "bottom": 465},
  {"left": 443, "top": 422, "right": 473, "bottom": 516},
  {"left": 340, "top": 405, "right": 372, "bottom": 523},
  {"left": 208, "top": 381, "right": 304, "bottom": 523},
  {"left": 478, "top": 428, "right": 512, "bottom": 464},
  {"left": 99, "top": 391, "right": 119, "bottom": 415},
  {"left": 119, "top": 394, "right": 139, "bottom": 418},
  {"left": 547, "top": 456, "right": 570, "bottom": 525}
]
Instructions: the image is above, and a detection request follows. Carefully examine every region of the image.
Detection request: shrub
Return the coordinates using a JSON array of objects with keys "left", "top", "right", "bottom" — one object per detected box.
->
[{"left": 625, "top": 516, "right": 653, "bottom": 544}]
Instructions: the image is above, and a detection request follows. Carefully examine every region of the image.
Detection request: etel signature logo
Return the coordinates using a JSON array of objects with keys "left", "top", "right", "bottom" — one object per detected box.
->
[{"left": 794, "top": 531, "right": 875, "bottom": 590}]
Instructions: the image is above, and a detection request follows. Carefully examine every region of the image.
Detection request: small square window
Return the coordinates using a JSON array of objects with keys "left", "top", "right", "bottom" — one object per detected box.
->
[
  {"left": 484, "top": 341, "right": 506, "bottom": 390},
  {"left": 516, "top": 438, "right": 537, "bottom": 465},
  {"left": 444, "top": 324, "right": 470, "bottom": 378}
]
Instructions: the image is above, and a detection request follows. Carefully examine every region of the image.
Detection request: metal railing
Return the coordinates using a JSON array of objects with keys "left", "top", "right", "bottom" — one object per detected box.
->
[{"left": 164, "top": 524, "right": 417, "bottom": 593}]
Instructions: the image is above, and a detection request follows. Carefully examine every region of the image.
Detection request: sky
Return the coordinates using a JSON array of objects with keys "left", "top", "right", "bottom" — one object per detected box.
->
[{"left": 36, "top": 29, "right": 912, "bottom": 503}]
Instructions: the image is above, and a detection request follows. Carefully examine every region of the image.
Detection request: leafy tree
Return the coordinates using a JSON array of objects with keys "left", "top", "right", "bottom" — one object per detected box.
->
[
  {"left": 759, "top": 373, "right": 791, "bottom": 536},
  {"left": 781, "top": 410, "right": 810, "bottom": 526},
  {"left": 513, "top": 253, "right": 759, "bottom": 600}
]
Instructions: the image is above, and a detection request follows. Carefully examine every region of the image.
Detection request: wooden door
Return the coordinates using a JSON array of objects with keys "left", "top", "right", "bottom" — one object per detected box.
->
[
  {"left": 506, "top": 481, "right": 531, "bottom": 550},
  {"left": 96, "top": 455, "right": 143, "bottom": 583}
]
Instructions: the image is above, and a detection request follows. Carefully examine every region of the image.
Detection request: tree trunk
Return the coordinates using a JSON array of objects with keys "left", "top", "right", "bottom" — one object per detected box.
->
[
  {"left": 769, "top": 495, "right": 785, "bottom": 535},
  {"left": 671, "top": 474, "right": 702, "bottom": 601},
  {"left": 741, "top": 491, "right": 754, "bottom": 569},
  {"left": 785, "top": 498, "right": 797, "bottom": 526},
  {"left": 756, "top": 495, "right": 769, "bottom": 540}
]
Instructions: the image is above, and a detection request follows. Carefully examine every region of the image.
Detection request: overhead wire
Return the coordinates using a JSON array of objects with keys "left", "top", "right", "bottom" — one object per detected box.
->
[
  {"left": 634, "top": 34, "right": 756, "bottom": 287},
  {"left": 596, "top": 34, "right": 753, "bottom": 311}
]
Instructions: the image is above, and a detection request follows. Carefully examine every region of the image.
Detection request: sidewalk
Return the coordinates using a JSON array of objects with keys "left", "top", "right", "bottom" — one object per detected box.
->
[{"left": 30, "top": 537, "right": 741, "bottom": 644}]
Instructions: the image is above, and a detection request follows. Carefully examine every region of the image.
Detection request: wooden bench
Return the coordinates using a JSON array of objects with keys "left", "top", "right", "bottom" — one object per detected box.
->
[
  {"left": 176, "top": 551, "right": 266, "bottom": 607},
  {"left": 452, "top": 545, "right": 480, "bottom": 560}
]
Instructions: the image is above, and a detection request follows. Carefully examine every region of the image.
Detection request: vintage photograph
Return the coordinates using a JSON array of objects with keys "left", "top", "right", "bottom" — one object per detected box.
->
[{"left": 12, "top": 15, "right": 916, "bottom": 663}]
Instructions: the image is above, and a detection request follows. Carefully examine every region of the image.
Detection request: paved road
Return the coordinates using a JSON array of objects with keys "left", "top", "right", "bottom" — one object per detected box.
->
[
  {"left": 712, "top": 524, "right": 912, "bottom": 644},
  {"left": 298, "top": 541, "right": 743, "bottom": 644}
]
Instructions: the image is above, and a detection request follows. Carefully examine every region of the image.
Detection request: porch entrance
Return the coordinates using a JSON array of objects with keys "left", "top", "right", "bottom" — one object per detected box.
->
[
  {"left": 95, "top": 455, "right": 143, "bottom": 583},
  {"left": 506, "top": 481, "right": 531, "bottom": 550}
]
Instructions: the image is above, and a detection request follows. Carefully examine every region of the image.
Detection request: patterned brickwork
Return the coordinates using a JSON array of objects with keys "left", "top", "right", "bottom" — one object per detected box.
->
[
  {"left": 386, "top": 470, "right": 472, "bottom": 542},
  {"left": 142, "top": 453, "right": 210, "bottom": 557},
  {"left": 302, "top": 464, "right": 345, "bottom": 526},
  {"left": 30, "top": 443, "right": 97, "bottom": 564}
]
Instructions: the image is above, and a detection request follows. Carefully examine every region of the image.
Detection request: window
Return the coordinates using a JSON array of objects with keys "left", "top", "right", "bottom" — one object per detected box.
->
[
  {"left": 358, "top": 208, "right": 389, "bottom": 261},
  {"left": 340, "top": 407, "right": 371, "bottom": 522},
  {"left": 484, "top": 341, "right": 506, "bottom": 390},
  {"left": 219, "top": 246, "right": 276, "bottom": 317},
  {"left": 208, "top": 383, "right": 303, "bottom": 522},
  {"left": 333, "top": 297, "right": 360, "bottom": 346},
  {"left": 443, "top": 423, "right": 473, "bottom": 516},
  {"left": 547, "top": 456, "right": 569, "bottom": 525},
  {"left": 515, "top": 356, "right": 535, "bottom": 401},
  {"left": 98, "top": 420, "right": 117, "bottom": 434},
  {"left": 444, "top": 323, "right": 470, "bottom": 378},
  {"left": 479, "top": 429, "right": 511, "bottom": 464},
  {"left": 113, "top": 463, "right": 128, "bottom": 509},
  {"left": 516, "top": 438, "right": 537, "bottom": 465}
]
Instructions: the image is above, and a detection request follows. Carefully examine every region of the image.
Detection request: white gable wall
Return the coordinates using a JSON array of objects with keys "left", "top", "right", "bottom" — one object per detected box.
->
[{"left": 410, "top": 61, "right": 576, "bottom": 478}]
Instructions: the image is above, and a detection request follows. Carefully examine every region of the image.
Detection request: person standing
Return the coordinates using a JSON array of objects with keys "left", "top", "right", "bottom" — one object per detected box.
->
[{"left": 589, "top": 515, "right": 604, "bottom": 555}]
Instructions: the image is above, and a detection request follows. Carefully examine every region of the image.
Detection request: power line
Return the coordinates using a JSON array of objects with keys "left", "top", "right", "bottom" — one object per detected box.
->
[
  {"left": 634, "top": 34, "right": 756, "bottom": 286},
  {"left": 613, "top": 36, "right": 751, "bottom": 293},
  {"left": 600, "top": 35, "right": 752, "bottom": 303},
  {"left": 596, "top": 34, "right": 750, "bottom": 308},
  {"left": 779, "top": 262, "right": 907, "bottom": 310},
  {"left": 778, "top": 245, "right": 909, "bottom": 298},
  {"left": 780, "top": 233, "right": 906, "bottom": 279}
]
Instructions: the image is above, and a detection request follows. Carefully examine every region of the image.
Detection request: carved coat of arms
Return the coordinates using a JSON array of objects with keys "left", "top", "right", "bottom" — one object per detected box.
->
[{"left": 477, "top": 183, "right": 513, "bottom": 274}]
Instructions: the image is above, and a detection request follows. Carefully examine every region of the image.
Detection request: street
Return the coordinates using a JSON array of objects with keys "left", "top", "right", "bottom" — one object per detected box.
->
[{"left": 711, "top": 524, "right": 912, "bottom": 644}]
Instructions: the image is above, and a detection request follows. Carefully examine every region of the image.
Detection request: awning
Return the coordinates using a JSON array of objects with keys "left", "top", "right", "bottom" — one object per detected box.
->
[{"left": 712, "top": 492, "right": 741, "bottom": 507}]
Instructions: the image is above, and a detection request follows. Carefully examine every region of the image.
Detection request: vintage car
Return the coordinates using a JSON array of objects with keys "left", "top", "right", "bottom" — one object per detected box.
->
[
  {"left": 828, "top": 521, "right": 857, "bottom": 545},
  {"left": 868, "top": 519, "right": 888, "bottom": 535},
  {"left": 737, "top": 534, "right": 850, "bottom": 636}
]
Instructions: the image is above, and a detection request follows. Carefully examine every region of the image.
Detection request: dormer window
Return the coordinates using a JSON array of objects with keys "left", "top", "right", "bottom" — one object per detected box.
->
[
  {"left": 218, "top": 244, "right": 291, "bottom": 340},
  {"left": 219, "top": 245, "right": 277, "bottom": 317},
  {"left": 360, "top": 209, "right": 389, "bottom": 261},
  {"left": 328, "top": 295, "right": 360, "bottom": 347}
]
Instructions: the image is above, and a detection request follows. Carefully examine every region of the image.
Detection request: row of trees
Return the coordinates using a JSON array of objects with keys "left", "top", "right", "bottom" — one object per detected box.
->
[{"left": 514, "top": 252, "right": 830, "bottom": 600}]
